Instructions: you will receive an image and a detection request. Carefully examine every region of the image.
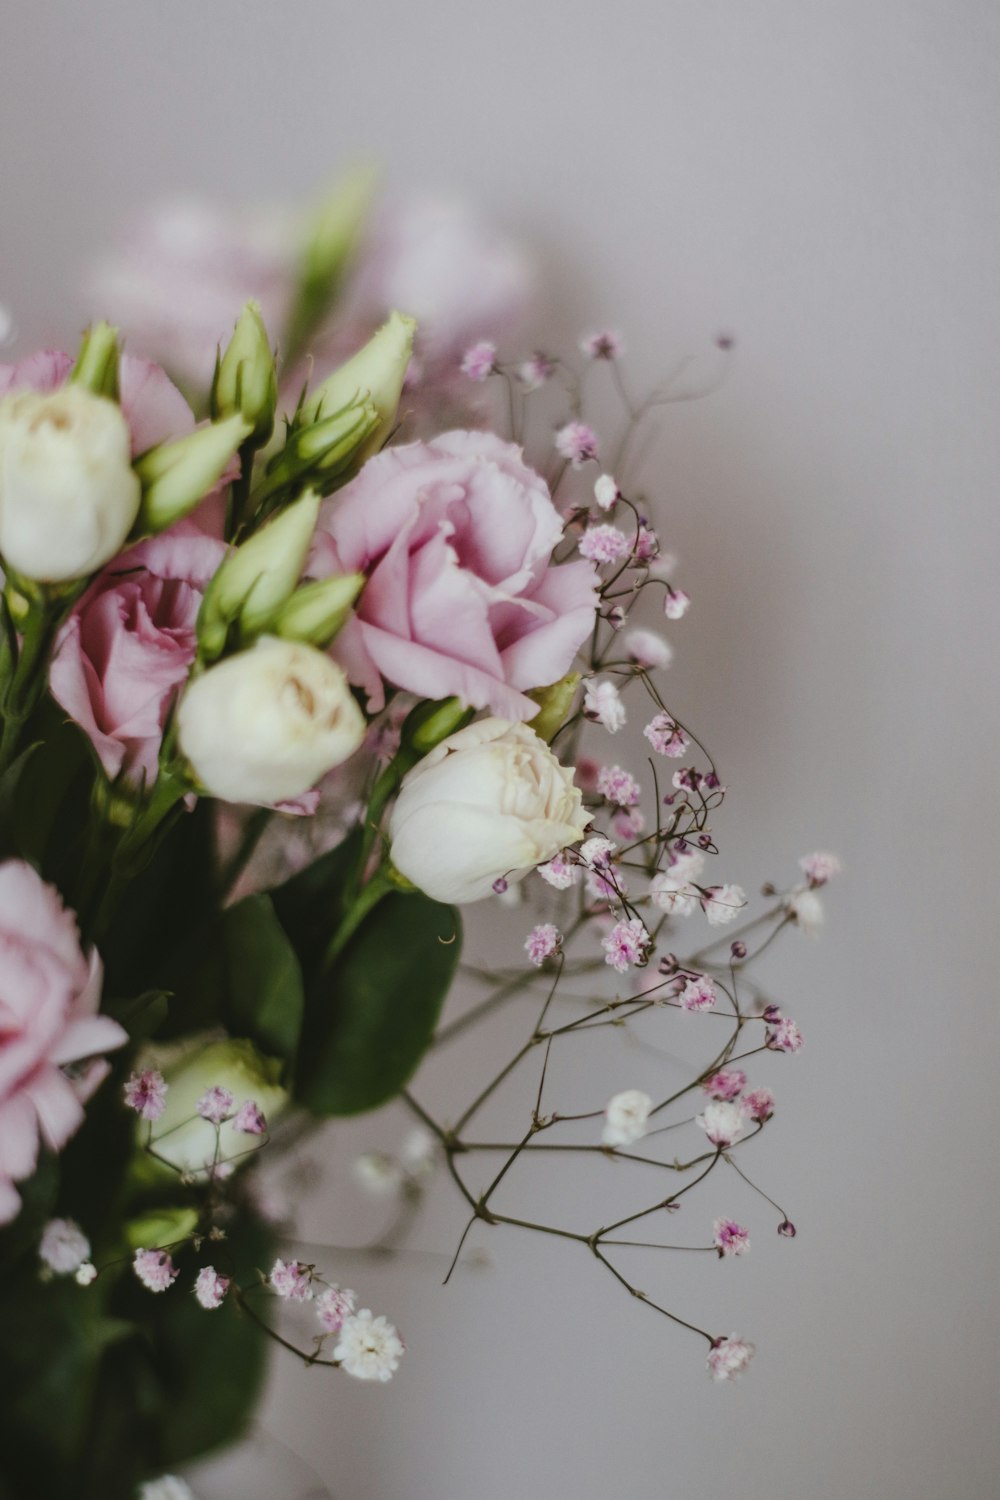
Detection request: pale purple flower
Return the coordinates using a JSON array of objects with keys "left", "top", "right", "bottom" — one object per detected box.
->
[
  {"left": 741, "top": 1087, "right": 775, "bottom": 1123},
  {"left": 707, "top": 1335, "right": 755, "bottom": 1381},
  {"left": 799, "top": 851, "right": 842, "bottom": 887},
  {"left": 525, "top": 923, "right": 562, "bottom": 966},
  {"left": 787, "top": 888, "right": 824, "bottom": 935},
  {"left": 624, "top": 628, "right": 673, "bottom": 670},
  {"left": 766, "top": 1017, "right": 804, "bottom": 1053},
  {"left": 633, "top": 522, "right": 659, "bottom": 561},
  {"left": 702, "top": 1067, "right": 746, "bottom": 1101},
  {"left": 602, "top": 918, "right": 650, "bottom": 973},
  {"left": 517, "top": 352, "right": 554, "bottom": 389},
  {"left": 124, "top": 1068, "right": 168, "bottom": 1122},
  {"left": 196, "top": 1086, "right": 235, "bottom": 1124},
  {"left": 580, "top": 835, "right": 616, "bottom": 868},
  {"left": 679, "top": 976, "right": 718, "bottom": 1013},
  {"left": 460, "top": 339, "right": 497, "bottom": 382},
  {"left": 584, "top": 678, "right": 626, "bottom": 732},
  {"left": 316, "top": 1284, "right": 357, "bottom": 1334},
  {"left": 270, "top": 1257, "right": 314, "bottom": 1301},
  {"left": 579, "top": 524, "right": 630, "bottom": 565},
  {"left": 593, "top": 473, "right": 619, "bottom": 510},
  {"left": 334, "top": 1308, "right": 405, "bottom": 1382},
  {"left": 702, "top": 884, "right": 747, "bottom": 926},
  {"left": 538, "top": 853, "right": 578, "bottom": 890},
  {"left": 39, "top": 1218, "right": 90, "bottom": 1275},
  {"left": 611, "top": 807, "right": 645, "bottom": 841},
  {"left": 193, "top": 1266, "right": 230, "bottom": 1309},
  {"left": 580, "top": 330, "right": 625, "bottom": 360},
  {"left": 134, "top": 1248, "right": 179, "bottom": 1293},
  {"left": 643, "top": 713, "right": 689, "bottom": 758},
  {"left": 597, "top": 765, "right": 641, "bottom": 807},
  {"left": 555, "top": 420, "right": 599, "bottom": 467},
  {"left": 777, "top": 1219, "right": 797, "bottom": 1238},
  {"left": 233, "top": 1099, "right": 268, "bottom": 1135},
  {"left": 696, "top": 1101, "right": 745, "bottom": 1148},
  {"left": 602, "top": 1088, "right": 652, "bottom": 1147},
  {"left": 663, "top": 585, "right": 691, "bottom": 620},
  {"left": 713, "top": 1219, "right": 751, "bottom": 1257}
]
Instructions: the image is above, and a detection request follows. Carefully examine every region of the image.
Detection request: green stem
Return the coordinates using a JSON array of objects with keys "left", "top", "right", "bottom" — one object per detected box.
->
[{"left": 321, "top": 868, "right": 394, "bottom": 971}]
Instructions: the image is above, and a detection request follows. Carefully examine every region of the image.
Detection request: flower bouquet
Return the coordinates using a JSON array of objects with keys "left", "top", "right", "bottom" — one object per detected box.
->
[{"left": 0, "top": 178, "right": 836, "bottom": 1499}]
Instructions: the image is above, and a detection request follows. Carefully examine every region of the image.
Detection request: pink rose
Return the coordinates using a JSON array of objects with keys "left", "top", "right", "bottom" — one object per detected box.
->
[
  {"left": 0, "top": 860, "right": 126, "bottom": 1223},
  {"left": 310, "top": 431, "right": 598, "bottom": 720},
  {"left": 0, "top": 349, "right": 194, "bottom": 455},
  {"left": 49, "top": 523, "right": 228, "bottom": 786}
]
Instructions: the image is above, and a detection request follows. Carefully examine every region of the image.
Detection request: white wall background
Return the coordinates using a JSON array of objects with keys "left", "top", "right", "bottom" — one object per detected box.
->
[{"left": 3, "top": 3, "right": 999, "bottom": 1496}]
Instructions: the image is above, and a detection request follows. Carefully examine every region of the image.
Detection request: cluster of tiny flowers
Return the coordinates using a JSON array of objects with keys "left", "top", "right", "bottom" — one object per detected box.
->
[
  {"left": 134, "top": 1248, "right": 179, "bottom": 1293},
  {"left": 123, "top": 1068, "right": 168, "bottom": 1121},
  {"left": 316, "top": 1284, "right": 357, "bottom": 1334},
  {"left": 538, "top": 853, "right": 578, "bottom": 889},
  {"left": 679, "top": 975, "right": 717, "bottom": 1013},
  {"left": 650, "top": 848, "right": 705, "bottom": 917},
  {"left": 766, "top": 1017, "right": 804, "bottom": 1053},
  {"left": 707, "top": 1336, "right": 755, "bottom": 1381},
  {"left": 193, "top": 1266, "right": 230, "bottom": 1309},
  {"left": 270, "top": 1257, "right": 314, "bottom": 1301},
  {"left": 703, "top": 1068, "right": 746, "bottom": 1101},
  {"left": 580, "top": 329, "right": 625, "bottom": 359},
  {"left": 196, "top": 1086, "right": 235, "bottom": 1124},
  {"left": 583, "top": 678, "right": 626, "bottom": 732},
  {"left": 643, "top": 713, "right": 689, "bottom": 757},
  {"left": 517, "top": 352, "right": 554, "bottom": 389},
  {"left": 233, "top": 1099, "right": 267, "bottom": 1135},
  {"left": 799, "top": 850, "right": 842, "bottom": 886},
  {"left": 333, "top": 1309, "right": 405, "bottom": 1383},
  {"left": 38, "top": 1218, "right": 90, "bottom": 1275},
  {"left": 597, "top": 765, "right": 641, "bottom": 807},
  {"left": 460, "top": 339, "right": 497, "bottom": 382},
  {"left": 741, "top": 1086, "right": 775, "bottom": 1122},
  {"left": 555, "top": 420, "right": 599, "bottom": 466},
  {"left": 602, "top": 1088, "right": 653, "bottom": 1147},
  {"left": 525, "top": 923, "right": 562, "bottom": 966},
  {"left": 702, "top": 884, "right": 747, "bottom": 926},
  {"left": 579, "top": 524, "right": 631, "bottom": 565},
  {"left": 625, "top": 627, "right": 672, "bottom": 669},
  {"left": 663, "top": 585, "right": 691, "bottom": 620},
  {"left": 602, "top": 918, "right": 650, "bottom": 973},
  {"left": 713, "top": 1219, "right": 751, "bottom": 1257},
  {"left": 696, "top": 1101, "right": 745, "bottom": 1148}
]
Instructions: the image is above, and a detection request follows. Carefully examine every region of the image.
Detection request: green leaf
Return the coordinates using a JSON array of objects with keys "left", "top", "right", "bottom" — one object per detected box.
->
[
  {"left": 296, "top": 890, "right": 461, "bottom": 1115},
  {"left": 222, "top": 894, "right": 305, "bottom": 1065}
]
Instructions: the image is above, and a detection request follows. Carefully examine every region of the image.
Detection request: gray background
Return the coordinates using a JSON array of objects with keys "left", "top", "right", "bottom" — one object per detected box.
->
[{"left": 3, "top": 3, "right": 999, "bottom": 1497}]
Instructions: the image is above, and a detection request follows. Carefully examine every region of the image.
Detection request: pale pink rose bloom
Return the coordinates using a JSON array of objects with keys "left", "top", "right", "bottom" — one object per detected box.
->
[
  {"left": 0, "top": 861, "right": 125, "bottom": 1223},
  {"left": 311, "top": 431, "right": 598, "bottom": 720},
  {"left": 49, "top": 522, "right": 228, "bottom": 787}
]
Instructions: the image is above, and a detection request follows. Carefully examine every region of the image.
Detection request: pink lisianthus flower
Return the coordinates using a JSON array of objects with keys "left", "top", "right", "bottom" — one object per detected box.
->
[
  {"left": 0, "top": 861, "right": 125, "bottom": 1223},
  {"left": 310, "top": 431, "right": 598, "bottom": 720}
]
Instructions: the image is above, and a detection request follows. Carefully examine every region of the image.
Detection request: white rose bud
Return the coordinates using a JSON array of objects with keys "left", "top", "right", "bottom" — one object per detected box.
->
[
  {"left": 177, "top": 636, "right": 366, "bottom": 805},
  {"left": 0, "top": 387, "right": 140, "bottom": 582},
  {"left": 388, "top": 717, "right": 590, "bottom": 904}
]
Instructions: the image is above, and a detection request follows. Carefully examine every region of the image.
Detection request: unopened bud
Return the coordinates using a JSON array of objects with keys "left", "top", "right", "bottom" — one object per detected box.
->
[
  {"left": 198, "top": 490, "right": 320, "bottom": 659},
  {"left": 212, "top": 300, "right": 278, "bottom": 448},
  {"left": 299, "top": 310, "right": 415, "bottom": 464},
  {"left": 135, "top": 413, "right": 252, "bottom": 533},
  {"left": 68, "top": 321, "right": 121, "bottom": 401},
  {"left": 271, "top": 571, "right": 364, "bottom": 648}
]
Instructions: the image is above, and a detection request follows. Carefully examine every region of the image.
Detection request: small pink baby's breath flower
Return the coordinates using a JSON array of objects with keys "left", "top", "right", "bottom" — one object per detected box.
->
[
  {"left": 538, "top": 853, "right": 578, "bottom": 890},
  {"left": 663, "top": 585, "right": 690, "bottom": 620},
  {"left": 196, "top": 1086, "right": 235, "bottom": 1124},
  {"left": 525, "top": 923, "right": 562, "bottom": 966},
  {"left": 777, "top": 1219, "right": 797, "bottom": 1238},
  {"left": 602, "top": 917, "right": 650, "bottom": 973},
  {"left": 597, "top": 765, "right": 641, "bottom": 807},
  {"left": 602, "top": 1088, "right": 652, "bottom": 1147},
  {"left": 517, "top": 352, "right": 554, "bottom": 390},
  {"left": 696, "top": 1101, "right": 744, "bottom": 1148},
  {"left": 703, "top": 1067, "right": 746, "bottom": 1101},
  {"left": 787, "top": 889, "right": 824, "bottom": 935},
  {"left": 611, "top": 807, "right": 645, "bottom": 841},
  {"left": 799, "top": 851, "right": 842, "bottom": 886},
  {"left": 707, "top": 1335, "right": 755, "bottom": 1381},
  {"left": 586, "top": 865, "right": 627, "bottom": 906},
  {"left": 233, "top": 1099, "right": 267, "bottom": 1135},
  {"left": 766, "top": 1017, "right": 804, "bottom": 1053},
  {"left": 593, "top": 473, "right": 619, "bottom": 510},
  {"left": 701, "top": 884, "right": 747, "bottom": 926},
  {"left": 643, "top": 713, "right": 689, "bottom": 758},
  {"left": 460, "top": 340, "right": 497, "bottom": 381},
  {"left": 193, "top": 1266, "right": 230, "bottom": 1309},
  {"left": 680, "top": 976, "right": 718, "bottom": 1013},
  {"left": 633, "top": 522, "right": 659, "bottom": 561},
  {"left": 580, "top": 836, "right": 616, "bottom": 869},
  {"left": 741, "top": 1086, "right": 775, "bottom": 1122},
  {"left": 584, "top": 679, "right": 626, "bottom": 733},
  {"left": 579, "top": 524, "right": 630, "bottom": 565},
  {"left": 316, "top": 1284, "right": 357, "bottom": 1334},
  {"left": 574, "top": 755, "right": 601, "bottom": 792},
  {"left": 39, "top": 1218, "right": 90, "bottom": 1274},
  {"left": 123, "top": 1069, "right": 168, "bottom": 1122},
  {"left": 580, "top": 330, "right": 625, "bottom": 360},
  {"left": 270, "top": 1258, "right": 314, "bottom": 1301},
  {"left": 624, "top": 628, "right": 672, "bottom": 670},
  {"left": 713, "top": 1219, "right": 751, "bottom": 1257},
  {"left": 555, "top": 420, "right": 599, "bottom": 467},
  {"left": 133, "top": 1248, "right": 178, "bottom": 1294}
]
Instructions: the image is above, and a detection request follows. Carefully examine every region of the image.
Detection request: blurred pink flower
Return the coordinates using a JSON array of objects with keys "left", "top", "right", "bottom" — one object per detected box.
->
[
  {"left": 311, "top": 431, "right": 597, "bottom": 719},
  {"left": 0, "top": 861, "right": 125, "bottom": 1223}
]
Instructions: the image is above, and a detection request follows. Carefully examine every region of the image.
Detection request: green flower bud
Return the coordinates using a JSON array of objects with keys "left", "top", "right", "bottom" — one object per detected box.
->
[
  {"left": 255, "top": 396, "right": 379, "bottom": 509},
  {"left": 68, "top": 321, "right": 121, "bottom": 401},
  {"left": 299, "top": 310, "right": 415, "bottom": 464},
  {"left": 271, "top": 571, "right": 364, "bottom": 648},
  {"left": 404, "top": 696, "right": 474, "bottom": 754},
  {"left": 211, "top": 300, "right": 278, "bottom": 448},
  {"left": 134, "top": 413, "right": 252, "bottom": 534},
  {"left": 284, "top": 164, "right": 379, "bottom": 363},
  {"left": 198, "top": 490, "right": 320, "bottom": 659},
  {"left": 527, "top": 672, "right": 581, "bottom": 743}
]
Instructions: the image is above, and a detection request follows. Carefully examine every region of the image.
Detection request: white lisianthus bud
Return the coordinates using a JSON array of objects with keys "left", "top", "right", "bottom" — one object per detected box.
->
[
  {"left": 0, "top": 387, "right": 140, "bottom": 582},
  {"left": 388, "top": 717, "right": 590, "bottom": 904},
  {"left": 198, "top": 490, "right": 320, "bottom": 659},
  {"left": 177, "top": 636, "right": 366, "bottom": 805}
]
